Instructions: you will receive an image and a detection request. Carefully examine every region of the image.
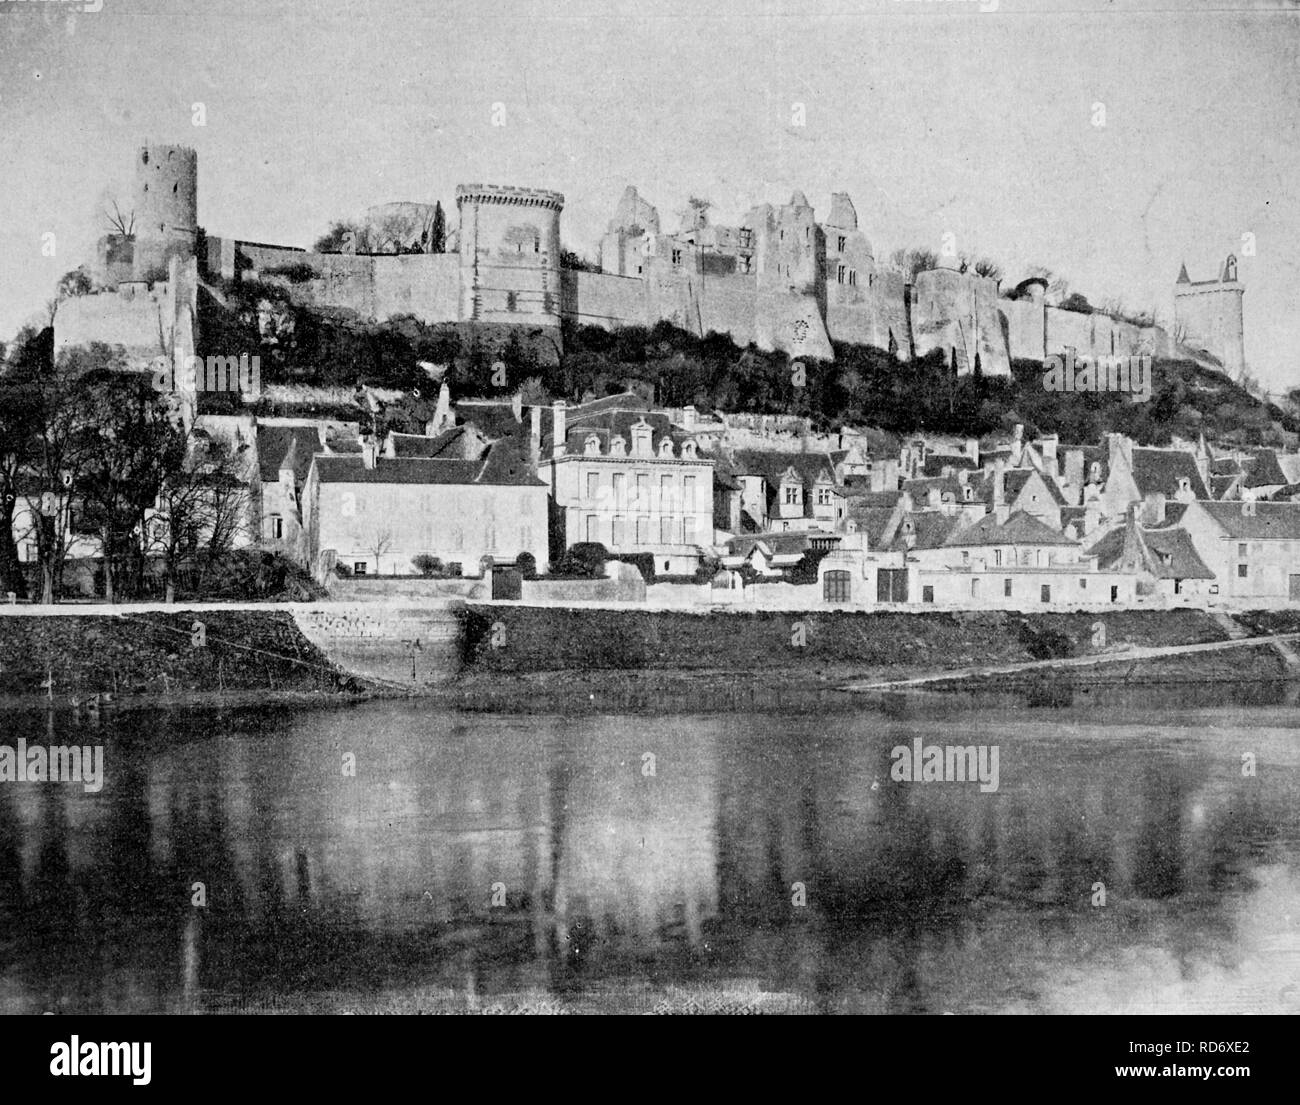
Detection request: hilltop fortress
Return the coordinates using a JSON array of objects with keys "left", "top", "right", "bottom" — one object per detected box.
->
[{"left": 58, "top": 145, "right": 1246, "bottom": 396}]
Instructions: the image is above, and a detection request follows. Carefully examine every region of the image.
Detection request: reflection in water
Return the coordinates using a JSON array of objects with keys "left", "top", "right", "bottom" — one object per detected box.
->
[{"left": 1, "top": 695, "right": 1299, "bottom": 1013}]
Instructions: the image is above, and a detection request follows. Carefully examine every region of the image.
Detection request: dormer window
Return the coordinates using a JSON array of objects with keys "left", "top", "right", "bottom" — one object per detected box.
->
[
  {"left": 609, "top": 435, "right": 627, "bottom": 456},
  {"left": 658, "top": 438, "right": 675, "bottom": 458},
  {"left": 680, "top": 439, "right": 697, "bottom": 459},
  {"left": 583, "top": 434, "right": 602, "bottom": 456},
  {"left": 1243, "top": 501, "right": 1256, "bottom": 517},
  {"left": 784, "top": 485, "right": 800, "bottom": 505}
]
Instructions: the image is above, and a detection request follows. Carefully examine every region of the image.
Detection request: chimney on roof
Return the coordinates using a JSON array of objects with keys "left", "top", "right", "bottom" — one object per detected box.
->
[
  {"left": 1064, "top": 449, "right": 1085, "bottom": 498},
  {"left": 361, "top": 435, "right": 379, "bottom": 470},
  {"left": 992, "top": 458, "right": 1006, "bottom": 509},
  {"left": 530, "top": 404, "right": 541, "bottom": 467},
  {"left": 927, "top": 487, "right": 941, "bottom": 510},
  {"left": 1038, "top": 434, "right": 1059, "bottom": 472},
  {"left": 552, "top": 401, "right": 567, "bottom": 460},
  {"left": 428, "top": 381, "right": 453, "bottom": 437},
  {"left": 1107, "top": 432, "right": 1133, "bottom": 475},
  {"left": 512, "top": 391, "right": 523, "bottom": 423},
  {"left": 1141, "top": 490, "right": 1166, "bottom": 526},
  {"left": 682, "top": 404, "right": 697, "bottom": 432},
  {"left": 956, "top": 467, "right": 969, "bottom": 486},
  {"left": 965, "top": 437, "right": 978, "bottom": 462},
  {"left": 1011, "top": 423, "right": 1024, "bottom": 465}
]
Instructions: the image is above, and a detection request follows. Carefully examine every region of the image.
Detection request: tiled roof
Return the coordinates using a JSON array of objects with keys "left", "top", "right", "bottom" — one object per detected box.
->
[
  {"left": 313, "top": 441, "right": 544, "bottom": 487},
  {"left": 943, "top": 510, "right": 1078, "bottom": 548},
  {"left": 1242, "top": 448, "right": 1291, "bottom": 489},
  {"left": 1195, "top": 500, "right": 1300, "bottom": 540},
  {"left": 732, "top": 449, "right": 836, "bottom": 487},
  {"left": 387, "top": 426, "right": 482, "bottom": 459},
  {"left": 1142, "top": 528, "right": 1215, "bottom": 580},
  {"left": 257, "top": 425, "right": 321, "bottom": 484},
  {"left": 890, "top": 511, "right": 964, "bottom": 551},
  {"left": 1131, "top": 447, "right": 1210, "bottom": 500}
]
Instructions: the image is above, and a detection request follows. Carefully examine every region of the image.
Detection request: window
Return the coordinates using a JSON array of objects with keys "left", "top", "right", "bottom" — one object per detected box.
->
[
  {"left": 1238, "top": 563, "right": 1248, "bottom": 578},
  {"left": 922, "top": 585, "right": 935, "bottom": 603},
  {"left": 585, "top": 515, "right": 598, "bottom": 543},
  {"left": 636, "top": 516, "right": 649, "bottom": 544},
  {"left": 1238, "top": 543, "right": 1248, "bottom": 557},
  {"left": 683, "top": 516, "right": 695, "bottom": 545},
  {"left": 970, "top": 578, "right": 980, "bottom": 598},
  {"left": 1079, "top": 578, "right": 1087, "bottom": 589},
  {"left": 270, "top": 515, "right": 283, "bottom": 540},
  {"left": 1041, "top": 585, "right": 1051, "bottom": 603},
  {"left": 1111, "top": 586, "right": 1119, "bottom": 602},
  {"left": 660, "top": 516, "right": 674, "bottom": 544},
  {"left": 739, "top": 229, "right": 753, "bottom": 249},
  {"left": 672, "top": 249, "right": 682, "bottom": 266},
  {"left": 994, "top": 549, "right": 1003, "bottom": 567},
  {"left": 837, "top": 235, "right": 846, "bottom": 252},
  {"left": 661, "top": 474, "right": 672, "bottom": 504},
  {"left": 785, "top": 485, "right": 800, "bottom": 505},
  {"left": 961, "top": 551, "right": 970, "bottom": 564},
  {"left": 587, "top": 472, "right": 599, "bottom": 500},
  {"left": 506, "top": 291, "right": 518, "bottom": 312},
  {"left": 837, "top": 264, "right": 846, "bottom": 284},
  {"left": 817, "top": 488, "right": 833, "bottom": 506},
  {"left": 683, "top": 475, "right": 696, "bottom": 508},
  {"left": 613, "top": 472, "right": 626, "bottom": 504},
  {"left": 636, "top": 472, "right": 649, "bottom": 504},
  {"left": 1004, "top": 578, "right": 1013, "bottom": 598},
  {"left": 354, "top": 562, "right": 368, "bottom": 576},
  {"left": 824, "top": 570, "right": 851, "bottom": 603},
  {"left": 612, "top": 516, "right": 626, "bottom": 547},
  {"left": 848, "top": 269, "right": 857, "bottom": 286}
]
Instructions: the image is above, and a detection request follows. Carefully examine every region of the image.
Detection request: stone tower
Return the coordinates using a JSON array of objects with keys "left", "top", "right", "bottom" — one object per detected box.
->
[
  {"left": 456, "top": 183, "right": 564, "bottom": 350},
  {"left": 747, "top": 191, "right": 833, "bottom": 360},
  {"left": 1174, "top": 255, "right": 1245, "bottom": 378},
  {"left": 132, "top": 144, "right": 198, "bottom": 281}
]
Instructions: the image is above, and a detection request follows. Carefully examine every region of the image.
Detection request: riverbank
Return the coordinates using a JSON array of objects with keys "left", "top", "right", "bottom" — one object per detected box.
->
[
  {"left": 4, "top": 603, "right": 1300, "bottom": 704},
  {"left": 0, "top": 610, "right": 368, "bottom": 701}
]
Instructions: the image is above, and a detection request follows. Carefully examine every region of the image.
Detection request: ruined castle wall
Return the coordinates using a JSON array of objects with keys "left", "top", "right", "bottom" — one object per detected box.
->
[
  {"left": 372, "top": 254, "right": 459, "bottom": 322},
  {"left": 561, "top": 269, "right": 649, "bottom": 330},
  {"left": 826, "top": 267, "right": 912, "bottom": 356},
  {"left": 697, "top": 274, "right": 758, "bottom": 346},
  {"left": 754, "top": 290, "right": 834, "bottom": 360},
  {"left": 911, "top": 269, "right": 1010, "bottom": 376},
  {"left": 1002, "top": 297, "right": 1046, "bottom": 362},
  {"left": 55, "top": 289, "right": 170, "bottom": 367}
]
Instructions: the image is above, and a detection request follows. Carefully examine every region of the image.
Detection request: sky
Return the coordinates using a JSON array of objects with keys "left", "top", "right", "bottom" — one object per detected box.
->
[{"left": 1, "top": 0, "right": 1297, "bottom": 389}]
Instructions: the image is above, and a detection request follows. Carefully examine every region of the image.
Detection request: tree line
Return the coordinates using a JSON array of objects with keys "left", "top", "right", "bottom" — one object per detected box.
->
[{"left": 0, "top": 329, "right": 250, "bottom": 603}]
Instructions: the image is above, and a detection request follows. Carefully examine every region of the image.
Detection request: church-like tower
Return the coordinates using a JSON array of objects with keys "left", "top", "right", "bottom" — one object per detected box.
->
[{"left": 1174, "top": 255, "right": 1245, "bottom": 378}]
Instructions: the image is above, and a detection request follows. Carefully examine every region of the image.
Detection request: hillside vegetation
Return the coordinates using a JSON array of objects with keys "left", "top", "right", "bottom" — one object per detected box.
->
[{"left": 196, "top": 279, "right": 1296, "bottom": 447}]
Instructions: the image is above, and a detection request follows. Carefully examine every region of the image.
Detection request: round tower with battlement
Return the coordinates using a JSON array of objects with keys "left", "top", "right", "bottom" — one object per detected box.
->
[
  {"left": 456, "top": 184, "right": 564, "bottom": 337},
  {"left": 132, "top": 143, "right": 198, "bottom": 281}
]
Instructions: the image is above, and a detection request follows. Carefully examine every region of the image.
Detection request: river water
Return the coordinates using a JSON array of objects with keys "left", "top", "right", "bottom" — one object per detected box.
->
[{"left": 2, "top": 684, "right": 1298, "bottom": 1014}]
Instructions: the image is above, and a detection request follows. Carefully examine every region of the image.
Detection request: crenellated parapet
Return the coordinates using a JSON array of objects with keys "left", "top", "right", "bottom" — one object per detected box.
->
[{"left": 456, "top": 184, "right": 565, "bottom": 212}]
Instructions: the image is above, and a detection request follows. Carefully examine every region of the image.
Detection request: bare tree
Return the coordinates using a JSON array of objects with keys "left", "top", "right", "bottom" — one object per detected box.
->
[
  {"left": 104, "top": 197, "right": 135, "bottom": 237},
  {"left": 366, "top": 527, "right": 394, "bottom": 575}
]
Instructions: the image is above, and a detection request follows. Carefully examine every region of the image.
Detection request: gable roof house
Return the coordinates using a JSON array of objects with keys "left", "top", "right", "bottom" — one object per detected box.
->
[
  {"left": 731, "top": 449, "right": 844, "bottom": 534},
  {"left": 1087, "top": 498, "right": 1216, "bottom": 601},
  {"left": 1173, "top": 499, "right": 1300, "bottom": 602},
  {"left": 303, "top": 434, "right": 548, "bottom": 580}
]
